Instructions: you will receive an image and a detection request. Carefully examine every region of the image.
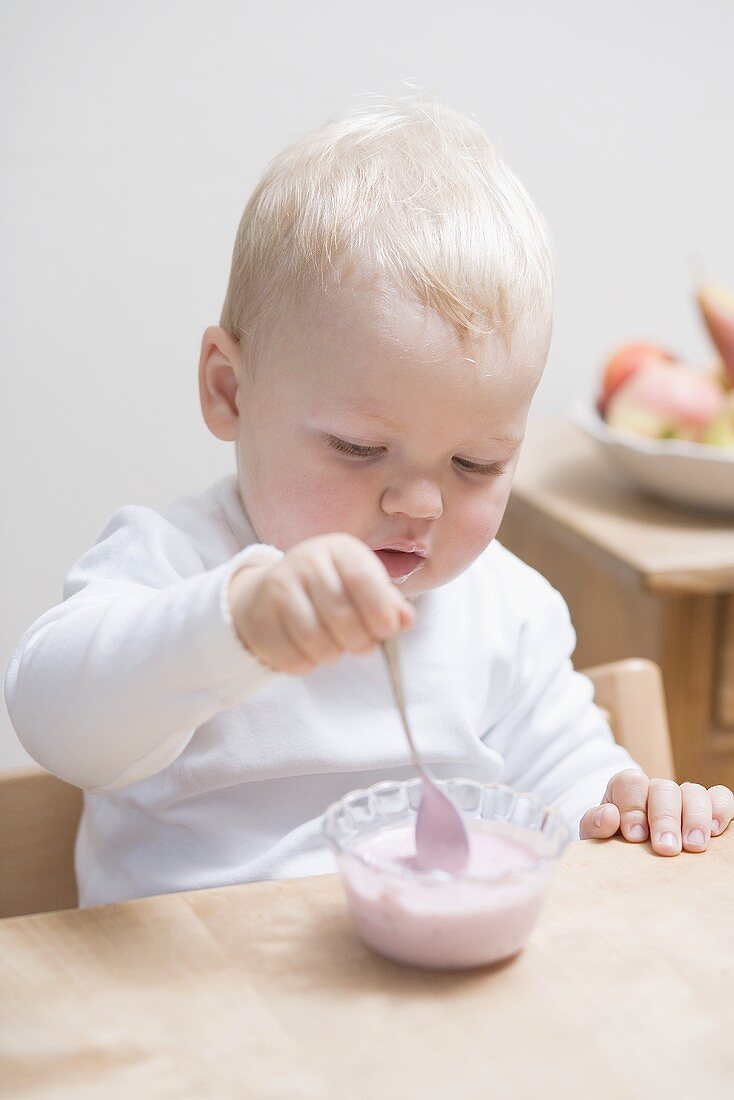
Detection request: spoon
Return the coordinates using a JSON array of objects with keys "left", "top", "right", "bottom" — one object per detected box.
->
[{"left": 381, "top": 634, "right": 470, "bottom": 874}]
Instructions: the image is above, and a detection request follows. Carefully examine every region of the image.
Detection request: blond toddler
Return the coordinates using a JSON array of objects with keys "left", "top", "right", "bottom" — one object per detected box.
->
[{"left": 6, "top": 100, "right": 732, "bottom": 906}]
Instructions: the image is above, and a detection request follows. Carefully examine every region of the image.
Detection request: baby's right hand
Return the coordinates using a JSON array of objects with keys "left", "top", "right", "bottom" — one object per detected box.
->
[{"left": 228, "top": 534, "right": 415, "bottom": 674}]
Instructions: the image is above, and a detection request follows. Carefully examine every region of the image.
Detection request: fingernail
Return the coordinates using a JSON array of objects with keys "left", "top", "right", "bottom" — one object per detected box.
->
[
  {"left": 593, "top": 808, "right": 604, "bottom": 828},
  {"left": 712, "top": 819, "right": 720, "bottom": 835},
  {"left": 629, "top": 824, "right": 647, "bottom": 841},
  {"left": 657, "top": 831, "right": 679, "bottom": 851},
  {"left": 686, "top": 829, "right": 705, "bottom": 848}
]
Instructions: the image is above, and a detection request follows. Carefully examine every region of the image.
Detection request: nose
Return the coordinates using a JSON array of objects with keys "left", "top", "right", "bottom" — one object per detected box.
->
[{"left": 380, "top": 478, "right": 444, "bottom": 520}]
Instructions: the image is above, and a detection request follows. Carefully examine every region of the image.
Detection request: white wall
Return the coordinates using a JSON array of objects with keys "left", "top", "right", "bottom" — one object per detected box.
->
[{"left": 2, "top": 0, "right": 733, "bottom": 768}]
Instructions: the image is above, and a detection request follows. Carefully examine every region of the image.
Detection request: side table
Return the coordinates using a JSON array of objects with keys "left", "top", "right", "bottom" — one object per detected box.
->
[{"left": 499, "top": 419, "right": 734, "bottom": 789}]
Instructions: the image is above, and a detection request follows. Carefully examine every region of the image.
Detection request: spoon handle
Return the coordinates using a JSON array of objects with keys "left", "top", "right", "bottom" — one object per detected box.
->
[{"left": 381, "top": 635, "right": 424, "bottom": 775}]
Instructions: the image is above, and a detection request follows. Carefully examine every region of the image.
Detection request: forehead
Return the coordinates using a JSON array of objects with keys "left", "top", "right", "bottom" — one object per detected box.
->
[{"left": 260, "top": 274, "right": 548, "bottom": 438}]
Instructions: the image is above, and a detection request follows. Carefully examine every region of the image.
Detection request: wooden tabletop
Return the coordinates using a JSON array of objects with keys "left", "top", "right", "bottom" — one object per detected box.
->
[
  {"left": 2, "top": 829, "right": 732, "bottom": 1099},
  {"left": 510, "top": 419, "right": 734, "bottom": 593}
]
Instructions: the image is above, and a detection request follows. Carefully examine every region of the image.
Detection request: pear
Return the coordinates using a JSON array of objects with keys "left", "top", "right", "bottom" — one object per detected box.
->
[
  {"left": 702, "top": 394, "right": 734, "bottom": 450},
  {"left": 696, "top": 283, "right": 734, "bottom": 388}
]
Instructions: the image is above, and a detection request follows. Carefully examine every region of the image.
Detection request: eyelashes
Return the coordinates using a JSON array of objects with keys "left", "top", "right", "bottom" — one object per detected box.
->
[
  {"left": 327, "top": 436, "right": 383, "bottom": 458},
  {"left": 452, "top": 457, "right": 506, "bottom": 476},
  {"left": 326, "top": 436, "right": 505, "bottom": 477}
]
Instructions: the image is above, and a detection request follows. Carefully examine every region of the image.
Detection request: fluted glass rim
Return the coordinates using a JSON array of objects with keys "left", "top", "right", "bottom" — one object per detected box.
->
[{"left": 323, "top": 777, "right": 570, "bottom": 885}]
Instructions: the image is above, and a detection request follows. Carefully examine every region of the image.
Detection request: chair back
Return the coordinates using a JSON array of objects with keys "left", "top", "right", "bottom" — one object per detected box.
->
[
  {"left": 0, "top": 767, "right": 82, "bottom": 919},
  {"left": 583, "top": 657, "right": 675, "bottom": 780}
]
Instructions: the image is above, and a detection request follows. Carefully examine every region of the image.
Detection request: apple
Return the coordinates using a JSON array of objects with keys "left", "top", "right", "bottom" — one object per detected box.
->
[
  {"left": 597, "top": 342, "right": 678, "bottom": 415},
  {"left": 605, "top": 360, "right": 724, "bottom": 441}
]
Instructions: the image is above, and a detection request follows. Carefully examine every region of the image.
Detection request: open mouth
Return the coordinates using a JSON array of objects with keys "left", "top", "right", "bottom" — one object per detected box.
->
[{"left": 374, "top": 548, "right": 428, "bottom": 582}]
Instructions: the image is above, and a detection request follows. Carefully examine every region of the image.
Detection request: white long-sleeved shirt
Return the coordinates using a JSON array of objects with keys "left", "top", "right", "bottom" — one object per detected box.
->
[{"left": 5, "top": 476, "right": 636, "bottom": 906}]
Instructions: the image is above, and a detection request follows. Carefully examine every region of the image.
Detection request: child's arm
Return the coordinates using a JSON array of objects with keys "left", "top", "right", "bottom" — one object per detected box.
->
[
  {"left": 484, "top": 570, "right": 644, "bottom": 835},
  {"left": 485, "top": 569, "right": 734, "bottom": 852},
  {"left": 5, "top": 512, "right": 411, "bottom": 793},
  {"left": 5, "top": 506, "right": 283, "bottom": 791}
]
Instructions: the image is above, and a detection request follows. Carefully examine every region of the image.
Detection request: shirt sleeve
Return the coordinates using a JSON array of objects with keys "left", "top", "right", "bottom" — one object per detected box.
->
[
  {"left": 483, "top": 572, "right": 643, "bottom": 838},
  {"left": 4, "top": 506, "right": 283, "bottom": 792}
]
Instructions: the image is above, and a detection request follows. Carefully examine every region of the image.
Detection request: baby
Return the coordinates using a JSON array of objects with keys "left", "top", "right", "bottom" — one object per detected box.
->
[{"left": 6, "top": 100, "right": 732, "bottom": 907}]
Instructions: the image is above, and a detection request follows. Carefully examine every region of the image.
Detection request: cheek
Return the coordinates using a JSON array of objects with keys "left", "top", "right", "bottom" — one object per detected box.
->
[
  {"left": 441, "top": 483, "right": 512, "bottom": 570},
  {"left": 240, "top": 450, "right": 375, "bottom": 550}
]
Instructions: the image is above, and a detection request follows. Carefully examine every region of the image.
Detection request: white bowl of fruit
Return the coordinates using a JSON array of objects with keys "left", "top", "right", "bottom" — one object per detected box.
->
[{"left": 575, "top": 283, "right": 734, "bottom": 513}]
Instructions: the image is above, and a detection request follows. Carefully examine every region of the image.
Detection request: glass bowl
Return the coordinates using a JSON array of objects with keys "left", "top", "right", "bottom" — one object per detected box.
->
[{"left": 323, "top": 778, "right": 570, "bottom": 970}]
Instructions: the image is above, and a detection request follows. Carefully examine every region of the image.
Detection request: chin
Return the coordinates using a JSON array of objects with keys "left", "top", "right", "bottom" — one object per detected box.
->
[
  {"left": 398, "top": 576, "right": 430, "bottom": 598},
  {"left": 409, "top": 537, "right": 498, "bottom": 595},
  {"left": 398, "top": 560, "right": 460, "bottom": 598}
]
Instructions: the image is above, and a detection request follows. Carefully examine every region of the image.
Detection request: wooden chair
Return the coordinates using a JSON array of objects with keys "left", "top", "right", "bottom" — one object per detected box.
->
[
  {"left": 0, "top": 657, "right": 674, "bottom": 921},
  {"left": 0, "top": 767, "right": 83, "bottom": 920},
  {"left": 583, "top": 657, "right": 675, "bottom": 782}
]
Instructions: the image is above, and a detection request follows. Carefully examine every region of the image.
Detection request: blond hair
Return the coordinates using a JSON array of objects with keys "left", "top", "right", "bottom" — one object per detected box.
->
[{"left": 220, "top": 97, "right": 554, "bottom": 352}]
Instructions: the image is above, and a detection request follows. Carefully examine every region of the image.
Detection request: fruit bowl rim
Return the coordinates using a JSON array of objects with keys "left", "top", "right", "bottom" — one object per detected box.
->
[{"left": 573, "top": 402, "right": 734, "bottom": 465}]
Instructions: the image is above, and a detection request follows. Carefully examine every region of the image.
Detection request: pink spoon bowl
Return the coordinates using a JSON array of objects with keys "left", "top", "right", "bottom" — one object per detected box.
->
[{"left": 323, "top": 778, "right": 570, "bottom": 971}]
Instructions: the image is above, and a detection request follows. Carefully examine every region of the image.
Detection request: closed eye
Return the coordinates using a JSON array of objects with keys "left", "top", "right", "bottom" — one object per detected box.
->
[
  {"left": 328, "top": 435, "right": 506, "bottom": 475},
  {"left": 453, "top": 457, "right": 506, "bottom": 476},
  {"left": 327, "top": 435, "right": 384, "bottom": 458}
]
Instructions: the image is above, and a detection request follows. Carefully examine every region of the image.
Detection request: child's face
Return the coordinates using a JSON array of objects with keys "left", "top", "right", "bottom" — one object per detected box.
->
[{"left": 234, "top": 275, "right": 548, "bottom": 596}]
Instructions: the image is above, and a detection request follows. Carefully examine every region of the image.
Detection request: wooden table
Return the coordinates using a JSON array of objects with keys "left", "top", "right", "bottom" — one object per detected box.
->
[
  {"left": 499, "top": 418, "right": 734, "bottom": 790},
  {"left": 1, "top": 830, "right": 732, "bottom": 1099}
]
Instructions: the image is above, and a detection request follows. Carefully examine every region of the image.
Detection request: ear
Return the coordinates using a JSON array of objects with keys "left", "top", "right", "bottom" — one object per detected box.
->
[{"left": 199, "top": 326, "right": 243, "bottom": 442}]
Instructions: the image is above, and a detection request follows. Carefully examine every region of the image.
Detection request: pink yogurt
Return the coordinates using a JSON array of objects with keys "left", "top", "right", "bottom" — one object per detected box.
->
[{"left": 339, "top": 822, "right": 551, "bottom": 970}]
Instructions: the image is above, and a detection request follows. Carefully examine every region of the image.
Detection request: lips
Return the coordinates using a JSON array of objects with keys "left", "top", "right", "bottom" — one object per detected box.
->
[{"left": 374, "top": 544, "right": 428, "bottom": 582}]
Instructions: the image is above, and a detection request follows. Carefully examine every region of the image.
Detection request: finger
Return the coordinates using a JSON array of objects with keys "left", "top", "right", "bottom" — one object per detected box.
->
[
  {"left": 246, "top": 599, "right": 318, "bottom": 676},
  {"left": 399, "top": 600, "right": 416, "bottom": 629},
  {"left": 300, "top": 558, "right": 376, "bottom": 655},
  {"left": 276, "top": 579, "right": 344, "bottom": 667},
  {"left": 253, "top": 564, "right": 348, "bottom": 672},
  {"left": 579, "top": 801, "right": 621, "bottom": 840},
  {"left": 608, "top": 768, "right": 650, "bottom": 842},
  {"left": 238, "top": 571, "right": 317, "bottom": 675},
  {"left": 680, "top": 782, "right": 712, "bottom": 852},
  {"left": 272, "top": 576, "right": 356, "bottom": 668},
  {"left": 389, "top": 589, "right": 418, "bottom": 633},
  {"left": 647, "top": 778, "right": 682, "bottom": 856},
  {"left": 708, "top": 785, "right": 734, "bottom": 836},
  {"left": 332, "top": 541, "right": 410, "bottom": 643}
]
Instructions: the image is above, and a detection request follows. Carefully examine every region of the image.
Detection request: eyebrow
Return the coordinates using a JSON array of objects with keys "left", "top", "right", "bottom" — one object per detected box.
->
[
  {"left": 349, "top": 409, "right": 407, "bottom": 434},
  {"left": 312, "top": 407, "right": 408, "bottom": 435}
]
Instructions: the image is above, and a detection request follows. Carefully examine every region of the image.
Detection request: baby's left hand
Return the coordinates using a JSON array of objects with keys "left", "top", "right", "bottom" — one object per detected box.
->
[{"left": 579, "top": 768, "right": 734, "bottom": 855}]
